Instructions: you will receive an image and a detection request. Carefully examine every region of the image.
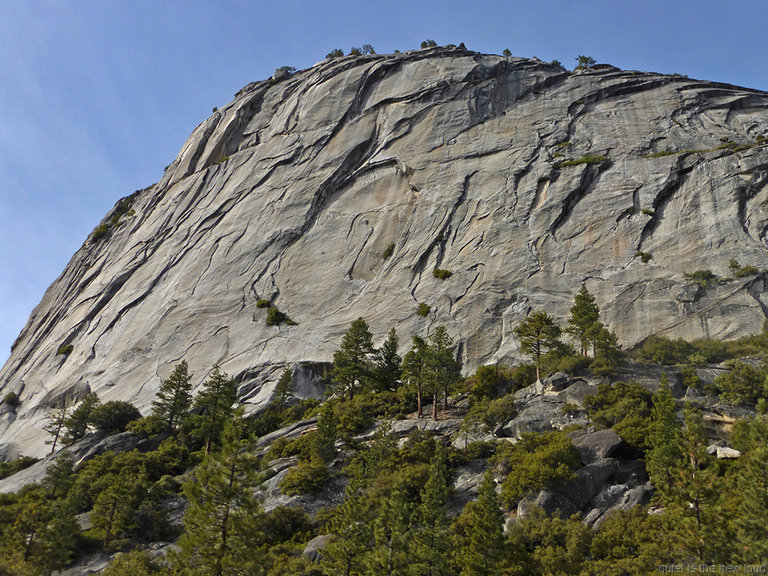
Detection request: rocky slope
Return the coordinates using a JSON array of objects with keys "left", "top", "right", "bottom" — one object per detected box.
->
[{"left": 3, "top": 47, "right": 768, "bottom": 458}]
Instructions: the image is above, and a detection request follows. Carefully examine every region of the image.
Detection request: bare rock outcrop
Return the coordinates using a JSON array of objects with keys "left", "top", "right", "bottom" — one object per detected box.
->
[{"left": 4, "top": 48, "right": 768, "bottom": 457}]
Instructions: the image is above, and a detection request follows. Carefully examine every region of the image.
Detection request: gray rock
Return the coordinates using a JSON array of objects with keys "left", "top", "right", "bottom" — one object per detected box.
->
[
  {"left": 501, "top": 396, "right": 562, "bottom": 437},
  {"left": 4, "top": 50, "right": 768, "bottom": 457},
  {"left": 543, "top": 372, "right": 570, "bottom": 391},
  {"left": 303, "top": 534, "right": 333, "bottom": 562},
  {"left": 568, "top": 429, "right": 623, "bottom": 465},
  {"left": 557, "top": 380, "right": 598, "bottom": 407}
]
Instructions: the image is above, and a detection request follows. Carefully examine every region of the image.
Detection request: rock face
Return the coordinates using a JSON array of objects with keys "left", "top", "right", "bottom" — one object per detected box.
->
[{"left": 3, "top": 48, "right": 768, "bottom": 457}]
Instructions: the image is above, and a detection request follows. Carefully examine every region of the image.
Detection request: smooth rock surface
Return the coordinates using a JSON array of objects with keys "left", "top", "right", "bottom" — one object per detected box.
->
[{"left": 4, "top": 48, "right": 768, "bottom": 457}]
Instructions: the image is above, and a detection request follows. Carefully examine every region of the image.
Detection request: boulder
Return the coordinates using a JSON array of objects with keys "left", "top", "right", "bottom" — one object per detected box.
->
[
  {"left": 568, "top": 429, "right": 623, "bottom": 465},
  {"left": 500, "top": 397, "right": 563, "bottom": 437},
  {"left": 303, "top": 534, "right": 334, "bottom": 562},
  {"left": 557, "top": 380, "right": 598, "bottom": 407},
  {"left": 543, "top": 372, "right": 570, "bottom": 392}
]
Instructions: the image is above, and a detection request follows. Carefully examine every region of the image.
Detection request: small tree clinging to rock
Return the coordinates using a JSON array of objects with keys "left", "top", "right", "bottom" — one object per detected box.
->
[{"left": 513, "top": 310, "right": 562, "bottom": 381}]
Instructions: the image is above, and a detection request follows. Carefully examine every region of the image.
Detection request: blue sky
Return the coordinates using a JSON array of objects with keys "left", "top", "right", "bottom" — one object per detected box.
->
[{"left": 1, "top": 0, "right": 767, "bottom": 362}]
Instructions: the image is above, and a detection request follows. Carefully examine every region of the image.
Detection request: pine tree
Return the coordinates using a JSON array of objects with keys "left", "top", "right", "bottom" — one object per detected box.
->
[
  {"left": 312, "top": 402, "right": 337, "bottom": 463},
  {"left": 374, "top": 327, "right": 402, "bottom": 391},
  {"left": 171, "top": 417, "right": 261, "bottom": 576},
  {"left": 566, "top": 284, "right": 600, "bottom": 356},
  {"left": 42, "top": 451, "right": 75, "bottom": 500},
  {"left": 63, "top": 392, "right": 100, "bottom": 444},
  {"left": 730, "top": 416, "right": 768, "bottom": 562},
  {"left": 647, "top": 374, "right": 682, "bottom": 502},
  {"left": 91, "top": 467, "right": 148, "bottom": 548},
  {"left": 321, "top": 481, "right": 371, "bottom": 576},
  {"left": 369, "top": 482, "right": 411, "bottom": 576},
  {"left": 402, "top": 335, "right": 429, "bottom": 418},
  {"left": 43, "top": 407, "right": 68, "bottom": 455},
  {"left": 273, "top": 367, "right": 295, "bottom": 412},
  {"left": 453, "top": 471, "right": 505, "bottom": 576},
  {"left": 412, "top": 443, "right": 452, "bottom": 576},
  {"left": 331, "top": 318, "right": 375, "bottom": 399},
  {"left": 513, "top": 311, "right": 562, "bottom": 381},
  {"left": 423, "top": 326, "right": 462, "bottom": 420},
  {"left": 193, "top": 366, "right": 238, "bottom": 454},
  {"left": 152, "top": 360, "right": 193, "bottom": 431}
]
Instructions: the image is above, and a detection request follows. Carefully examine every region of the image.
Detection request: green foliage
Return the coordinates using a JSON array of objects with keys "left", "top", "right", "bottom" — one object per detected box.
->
[
  {"left": 92, "top": 223, "right": 109, "bottom": 241},
  {"left": 152, "top": 361, "right": 193, "bottom": 432},
  {"left": 513, "top": 310, "right": 562, "bottom": 380},
  {"left": 102, "top": 551, "right": 165, "bottom": 576},
  {"left": 684, "top": 269, "right": 719, "bottom": 287},
  {"left": 585, "top": 380, "right": 653, "bottom": 454},
  {"left": 382, "top": 242, "right": 395, "bottom": 259},
  {"left": 641, "top": 208, "right": 656, "bottom": 216},
  {"left": 171, "top": 418, "right": 262, "bottom": 576},
  {"left": 647, "top": 375, "right": 682, "bottom": 502},
  {"left": 190, "top": 366, "right": 238, "bottom": 454},
  {"left": 331, "top": 317, "right": 375, "bottom": 399},
  {"left": 326, "top": 48, "right": 344, "bottom": 59},
  {"left": 433, "top": 268, "right": 453, "bottom": 279},
  {"left": 636, "top": 334, "right": 694, "bottom": 364},
  {"left": 422, "top": 326, "right": 463, "bottom": 419},
  {"left": 493, "top": 430, "right": 581, "bottom": 505},
  {"left": 279, "top": 457, "right": 329, "bottom": 495},
  {"left": 420, "top": 39, "right": 438, "bottom": 48},
  {"left": 373, "top": 327, "right": 401, "bottom": 392},
  {"left": 557, "top": 155, "right": 609, "bottom": 167},
  {"left": 565, "top": 284, "right": 600, "bottom": 356},
  {"left": 43, "top": 407, "right": 68, "bottom": 454},
  {"left": 56, "top": 344, "right": 74, "bottom": 356},
  {"left": 575, "top": 55, "right": 596, "bottom": 69},
  {"left": 416, "top": 302, "right": 430, "bottom": 316},
  {"left": 256, "top": 298, "right": 270, "bottom": 308},
  {"left": 349, "top": 46, "right": 362, "bottom": 56},
  {"left": 90, "top": 401, "right": 141, "bottom": 435},
  {"left": 729, "top": 258, "right": 759, "bottom": 277},
  {"left": 714, "top": 359, "right": 768, "bottom": 405},
  {"left": 0, "top": 456, "right": 38, "bottom": 481},
  {"left": 63, "top": 393, "right": 100, "bottom": 444},
  {"left": 635, "top": 250, "right": 652, "bottom": 263},
  {"left": 502, "top": 48, "right": 512, "bottom": 57},
  {"left": 265, "top": 305, "right": 295, "bottom": 326},
  {"left": 361, "top": 44, "right": 376, "bottom": 55},
  {"left": 452, "top": 471, "right": 505, "bottom": 575}
]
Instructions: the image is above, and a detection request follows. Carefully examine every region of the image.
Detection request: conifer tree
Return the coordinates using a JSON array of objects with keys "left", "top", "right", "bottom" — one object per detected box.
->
[
  {"left": 322, "top": 481, "right": 371, "bottom": 576},
  {"left": 730, "top": 416, "right": 768, "bottom": 562},
  {"left": 453, "top": 471, "right": 505, "bottom": 576},
  {"left": 647, "top": 374, "right": 682, "bottom": 502},
  {"left": 273, "top": 367, "right": 295, "bottom": 412},
  {"left": 374, "top": 327, "right": 402, "bottom": 391},
  {"left": 152, "top": 360, "right": 193, "bottom": 431},
  {"left": 171, "top": 416, "right": 261, "bottom": 576},
  {"left": 331, "top": 317, "right": 375, "bottom": 399},
  {"left": 566, "top": 284, "right": 600, "bottom": 356},
  {"left": 412, "top": 443, "right": 452, "bottom": 576},
  {"left": 91, "top": 467, "right": 148, "bottom": 548},
  {"left": 63, "top": 392, "right": 100, "bottom": 444},
  {"left": 402, "top": 335, "right": 429, "bottom": 418},
  {"left": 513, "top": 311, "right": 562, "bottom": 381},
  {"left": 193, "top": 366, "right": 238, "bottom": 454},
  {"left": 369, "top": 482, "right": 412, "bottom": 576},
  {"left": 42, "top": 451, "right": 75, "bottom": 500},
  {"left": 43, "top": 407, "right": 68, "bottom": 455},
  {"left": 423, "top": 326, "right": 462, "bottom": 418}
]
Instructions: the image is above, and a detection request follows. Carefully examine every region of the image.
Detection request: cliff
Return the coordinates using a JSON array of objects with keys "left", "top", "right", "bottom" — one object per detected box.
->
[{"left": 3, "top": 47, "right": 768, "bottom": 457}]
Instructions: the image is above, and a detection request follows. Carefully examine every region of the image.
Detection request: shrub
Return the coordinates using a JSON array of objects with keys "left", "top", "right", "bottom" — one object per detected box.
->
[
  {"left": 684, "top": 269, "right": 718, "bottom": 287},
  {"left": 558, "top": 155, "right": 608, "bottom": 167},
  {"left": 326, "top": 48, "right": 344, "bottom": 59},
  {"left": 2, "top": 392, "right": 19, "bottom": 407},
  {"left": 715, "top": 359, "right": 768, "bottom": 406},
  {"left": 382, "top": 242, "right": 395, "bottom": 260},
  {"left": 636, "top": 335, "right": 693, "bottom": 365},
  {"left": 433, "top": 268, "right": 452, "bottom": 280},
  {"left": 92, "top": 223, "right": 109, "bottom": 241},
  {"left": 417, "top": 303, "right": 430, "bottom": 316},
  {"left": 57, "top": 344, "right": 74, "bottom": 356},
  {"left": 635, "top": 251, "right": 652, "bottom": 263},
  {"left": 420, "top": 39, "right": 437, "bottom": 49},
  {"left": 585, "top": 381, "right": 652, "bottom": 454},
  {"left": 502, "top": 48, "right": 512, "bottom": 57},
  {"left": 575, "top": 55, "right": 596, "bottom": 70},
  {"left": 0, "top": 456, "right": 38, "bottom": 481},
  {"left": 729, "top": 258, "right": 759, "bottom": 277},
  {"left": 280, "top": 458, "right": 329, "bottom": 495},
  {"left": 483, "top": 395, "right": 517, "bottom": 430},
  {"left": 266, "top": 306, "right": 290, "bottom": 326},
  {"left": 91, "top": 401, "right": 142, "bottom": 434},
  {"left": 641, "top": 208, "right": 655, "bottom": 217},
  {"left": 256, "top": 299, "right": 270, "bottom": 308},
  {"left": 493, "top": 430, "right": 581, "bottom": 505},
  {"left": 349, "top": 47, "right": 362, "bottom": 56}
]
